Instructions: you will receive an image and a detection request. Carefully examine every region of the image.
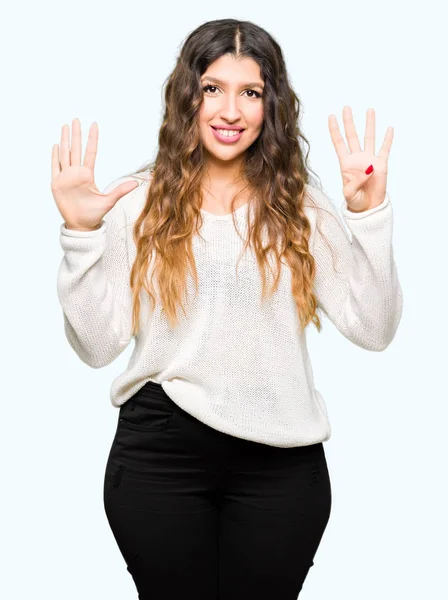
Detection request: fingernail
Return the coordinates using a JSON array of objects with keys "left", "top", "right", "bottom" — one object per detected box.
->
[{"left": 365, "top": 164, "right": 374, "bottom": 175}]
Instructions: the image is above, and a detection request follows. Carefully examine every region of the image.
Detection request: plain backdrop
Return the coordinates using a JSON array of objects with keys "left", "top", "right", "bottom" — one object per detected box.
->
[{"left": 1, "top": 0, "right": 447, "bottom": 598}]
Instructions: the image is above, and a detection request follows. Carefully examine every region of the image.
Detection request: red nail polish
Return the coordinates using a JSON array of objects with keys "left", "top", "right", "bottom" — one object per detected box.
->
[{"left": 365, "top": 164, "right": 374, "bottom": 175}]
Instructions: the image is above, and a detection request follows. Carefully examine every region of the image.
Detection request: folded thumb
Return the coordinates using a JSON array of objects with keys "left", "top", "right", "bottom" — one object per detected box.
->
[{"left": 364, "top": 164, "right": 374, "bottom": 177}]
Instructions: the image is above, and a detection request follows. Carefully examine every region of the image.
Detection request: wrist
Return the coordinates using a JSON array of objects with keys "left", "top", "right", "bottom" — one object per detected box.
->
[
  {"left": 64, "top": 222, "right": 102, "bottom": 231},
  {"left": 346, "top": 206, "right": 366, "bottom": 213}
]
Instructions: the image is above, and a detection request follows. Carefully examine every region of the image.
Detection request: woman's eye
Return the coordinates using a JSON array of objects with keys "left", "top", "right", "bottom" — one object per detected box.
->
[
  {"left": 202, "top": 85, "right": 261, "bottom": 98},
  {"left": 203, "top": 85, "right": 218, "bottom": 94},
  {"left": 245, "top": 89, "right": 262, "bottom": 98}
]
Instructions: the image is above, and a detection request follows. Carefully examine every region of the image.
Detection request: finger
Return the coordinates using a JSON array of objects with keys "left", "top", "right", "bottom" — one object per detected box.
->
[
  {"left": 342, "top": 106, "right": 362, "bottom": 153},
  {"left": 60, "top": 124, "right": 70, "bottom": 169},
  {"left": 51, "top": 144, "right": 61, "bottom": 181},
  {"left": 83, "top": 122, "right": 99, "bottom": 172},
  {"left": 328, "top": 114, "right": 349, "bottom": 162},
  {"left": 364, "top": 108, "right": 376, "bottom": 154},
  {"left": 378, "top": 126, "right": 394, "bottom": 162},
  {"left": 345, "top": 168, "right": 374, "bottom": 203},
  {"left": 106, "top": 180, "right": 140, "bottom": 206},
  {"left": 71, "top": 118, "right": 82, "bottom": 166}
]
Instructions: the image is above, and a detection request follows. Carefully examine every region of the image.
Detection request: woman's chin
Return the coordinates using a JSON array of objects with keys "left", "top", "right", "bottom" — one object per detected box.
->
[{"left": 203, "top": 145, "right": 247, "bottom": 162}]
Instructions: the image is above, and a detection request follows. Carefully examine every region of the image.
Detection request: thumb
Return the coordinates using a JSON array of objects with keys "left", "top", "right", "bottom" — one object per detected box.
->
[
  {"left": 363, "top": 163, "right": 375, "bottom": 182},
  {"left": 106, "top": 180, "right": 140, "bottom": 205},
  {"left": 348, "top": 165, "right": 374, "bottom": 198}
]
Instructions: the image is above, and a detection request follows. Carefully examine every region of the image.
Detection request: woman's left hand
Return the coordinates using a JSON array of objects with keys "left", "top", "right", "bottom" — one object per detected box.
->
[{"left": 328, "top": 106, "right": 394, "bottom": 212}]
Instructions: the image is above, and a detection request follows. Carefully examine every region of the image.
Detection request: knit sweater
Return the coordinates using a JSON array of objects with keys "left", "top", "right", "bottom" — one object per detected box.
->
[{"left": 57, "top": 172, "right": 403, "bottom": 448}]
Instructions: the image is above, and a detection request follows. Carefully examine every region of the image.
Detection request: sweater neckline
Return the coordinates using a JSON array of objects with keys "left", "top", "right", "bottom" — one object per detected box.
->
[{"left": 200, "top": 200, "right": 251, "bottom": 221}]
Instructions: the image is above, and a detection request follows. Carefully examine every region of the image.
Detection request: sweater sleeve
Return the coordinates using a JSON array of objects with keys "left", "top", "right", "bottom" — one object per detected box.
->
[
  {"left": 306, "top": 184, "right": 403, "bottom": 351},
  {"left": 56, "top": 176, "right": 140, "bottom": 368}
]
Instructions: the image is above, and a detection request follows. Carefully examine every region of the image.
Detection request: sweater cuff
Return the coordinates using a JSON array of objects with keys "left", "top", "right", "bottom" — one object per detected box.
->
[
  {"left": 60, "top": 220, "right": 106, "bottom": 237},
  {"left": 341, "top": 192, "right": 390, "bottom": 220}
]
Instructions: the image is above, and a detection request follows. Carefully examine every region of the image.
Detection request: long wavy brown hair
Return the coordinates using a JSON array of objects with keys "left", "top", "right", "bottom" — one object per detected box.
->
[{"left": 121, "top": 18, "right": 331, "bottom": 337}]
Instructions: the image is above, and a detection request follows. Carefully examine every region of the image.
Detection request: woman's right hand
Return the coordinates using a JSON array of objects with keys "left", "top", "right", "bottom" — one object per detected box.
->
[{"left": 51, "top": 118, "right": 139, "bottom": 231}]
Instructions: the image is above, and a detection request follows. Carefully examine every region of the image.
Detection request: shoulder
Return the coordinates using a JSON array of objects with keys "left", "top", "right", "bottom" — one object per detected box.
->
[
  {"left": 302, "top": 183, "right": 336, "bottom": 214},
  {"left": 302, "top": 182, "right": 350, "bottom": 227},
  {"left": 301, "top": 183, "right": 351, "bottom": 249}
]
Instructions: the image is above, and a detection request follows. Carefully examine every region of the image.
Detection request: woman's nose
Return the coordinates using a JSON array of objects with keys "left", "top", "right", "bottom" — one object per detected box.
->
[{"left": 219, "top": 95, "right": 242, "bottom": 120}]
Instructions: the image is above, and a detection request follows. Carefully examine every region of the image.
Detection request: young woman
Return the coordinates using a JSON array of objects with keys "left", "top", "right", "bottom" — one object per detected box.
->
[{"left": 53, "top": 18, "right": 403, "bottom": 600}]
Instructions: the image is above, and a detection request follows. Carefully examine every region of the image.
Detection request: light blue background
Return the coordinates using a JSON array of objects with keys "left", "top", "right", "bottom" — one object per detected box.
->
[{"left": 1, "top": 0, "right": 446, "bottom": 598}]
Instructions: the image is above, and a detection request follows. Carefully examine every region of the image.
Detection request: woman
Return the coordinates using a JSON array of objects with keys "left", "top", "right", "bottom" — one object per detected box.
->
[{"left": 53, "top": 18, "right": 403, "bottom": 600}]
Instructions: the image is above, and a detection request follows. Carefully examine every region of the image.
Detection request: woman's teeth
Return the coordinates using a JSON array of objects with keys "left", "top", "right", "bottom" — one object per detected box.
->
[{"left": 215, "top": 129, "right": 241, "bottom": 137}]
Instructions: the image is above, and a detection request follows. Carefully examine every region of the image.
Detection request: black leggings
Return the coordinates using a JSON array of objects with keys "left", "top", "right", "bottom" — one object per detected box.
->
[{"left": 103, "top": 380, "right": 332, "bottom": 599}]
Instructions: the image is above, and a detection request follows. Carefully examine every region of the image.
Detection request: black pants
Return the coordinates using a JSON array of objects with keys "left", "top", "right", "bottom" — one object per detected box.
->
[{"left": 103, "top": 380, "right": 332, "bottom": 599}]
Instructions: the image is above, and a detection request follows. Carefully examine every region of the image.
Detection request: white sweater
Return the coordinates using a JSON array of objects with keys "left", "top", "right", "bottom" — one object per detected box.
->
[{"left": 57, "top": 172, "right": 403, "bottom": 448}]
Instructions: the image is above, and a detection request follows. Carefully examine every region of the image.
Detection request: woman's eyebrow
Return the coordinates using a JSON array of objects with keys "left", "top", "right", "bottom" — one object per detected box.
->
[{"left": 201, "top": 76, "right": 264, "bottom": 89}]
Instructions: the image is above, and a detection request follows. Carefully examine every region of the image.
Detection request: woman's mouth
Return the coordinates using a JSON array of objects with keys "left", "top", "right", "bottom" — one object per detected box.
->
[{"left": 210, "top": 126, "right": 245, "bottom": 143}]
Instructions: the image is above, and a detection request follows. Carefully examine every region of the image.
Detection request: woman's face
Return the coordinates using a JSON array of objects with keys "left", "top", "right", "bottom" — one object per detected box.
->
[{"left": 198, "top": 54, "right": 265, "bottom": 164}]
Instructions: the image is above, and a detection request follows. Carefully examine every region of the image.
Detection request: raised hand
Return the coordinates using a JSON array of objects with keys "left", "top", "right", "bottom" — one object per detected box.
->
[
  {"left": 328, "top": 106, "right": 394, "bottom": 212},
  {"left": 51, "top": 118, "right": 139, "bottom": 231}
]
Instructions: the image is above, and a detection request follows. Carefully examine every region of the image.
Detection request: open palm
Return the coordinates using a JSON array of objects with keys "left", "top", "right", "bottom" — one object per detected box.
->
[
  {"left": 51, "top": 119, "right": 139, "bottom": 230},
  {"left": 328, "top": 106, "right": 394, "bottom": 212}
]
